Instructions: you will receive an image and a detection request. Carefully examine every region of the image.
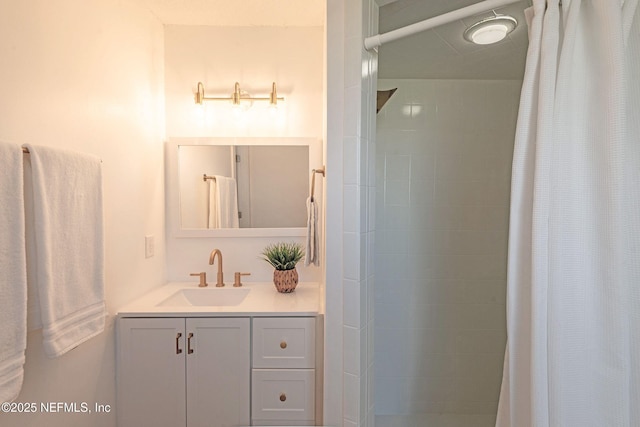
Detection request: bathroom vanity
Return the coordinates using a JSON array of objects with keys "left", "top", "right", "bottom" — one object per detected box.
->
[{"left": 116, "top": 282, "right": 322, "bottom": 427}]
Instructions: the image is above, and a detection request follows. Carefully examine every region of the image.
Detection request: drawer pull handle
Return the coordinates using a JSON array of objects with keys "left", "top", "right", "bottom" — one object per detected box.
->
[
  {"left": 187, "top": 333, "right": 194, "bottom": 354},
  {"left": 280, "top": 341, "right": 287, "bottom": 349},
  {"left": 176, "top": 333, "right": 183, "bottom": 354},
  {"left": 280, "top": 393, "right": 287, "bottom": 402}
]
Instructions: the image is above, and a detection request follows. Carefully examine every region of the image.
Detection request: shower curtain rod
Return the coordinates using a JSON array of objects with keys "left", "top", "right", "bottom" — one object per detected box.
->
[{"left": 364, "top": 0, "right": 522, "bottom": 51}]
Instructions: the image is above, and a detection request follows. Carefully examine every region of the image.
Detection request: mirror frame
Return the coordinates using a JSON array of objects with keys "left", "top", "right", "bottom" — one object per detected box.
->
[{"left": 166, "top": 137, "right": 322, "bottom": 238}]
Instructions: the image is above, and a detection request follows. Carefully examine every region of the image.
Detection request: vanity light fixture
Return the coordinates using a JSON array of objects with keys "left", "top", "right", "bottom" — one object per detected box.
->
[
  {"left": 463, "top": 14, "right": 517, "bottom": 45},
  {"left": 194, "top": 82, "right": 284, "bottom": 107}
]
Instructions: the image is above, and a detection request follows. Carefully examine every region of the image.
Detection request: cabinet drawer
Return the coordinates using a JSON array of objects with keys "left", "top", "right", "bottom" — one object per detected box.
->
[
  {"left": 251, "top": 369, "right": 315, "bottom": 422},
  {"left": 252, "top": 317, "right": 315, "bottom": 369}
]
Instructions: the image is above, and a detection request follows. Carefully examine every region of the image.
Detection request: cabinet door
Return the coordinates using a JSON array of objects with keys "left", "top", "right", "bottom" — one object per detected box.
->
[
  {"left": 117, "top": 317, "right": 186, "bottom": 427},
  {"left": 186, "top": 318, "right": 250, "bottom": 427}
]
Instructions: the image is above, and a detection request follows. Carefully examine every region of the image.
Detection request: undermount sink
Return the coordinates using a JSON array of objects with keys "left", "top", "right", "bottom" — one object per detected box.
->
[{"left": 157, "top": 287, "right": 250, "bottom": 307}]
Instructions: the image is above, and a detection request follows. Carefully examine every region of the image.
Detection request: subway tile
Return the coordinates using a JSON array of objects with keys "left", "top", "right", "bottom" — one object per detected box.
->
[
  {"left": 345, "top": 0, "right": 362, "bottom": 37},
  {"left": 384, "top": 179, "right": 411, "bottom": 206},
  {"left": 360, "top": 137, "right": 369, "bottom": 186},
  {"left": 360, "top": 371, "right": 368, "bottom": 422},
  {"left": 344, "top": 136, "right": 360, "bottom": 185},
  {"left": 374, "top": 280, "right": 411, "bottom": 305},
  {"left": 383, "top": 205, "right": 409, "bottom": 230},
  {"left": 406, "top": 376, "right": 457, "bottom": 406},
  {"left": 368, "top": 276, "right": 375, "bottom": 322},
  {"left": 434, "top": 179, "right": 487, "bottom": 206},
  {"left": 407, "top": 254, "right": 432, "bottom": 281},
  {"left": 368, "top": 138, "right": 377, "bottom": 187},
  {"left": 385, "top": 154, "right": 411, "bottom": 180},
  {"left": 345, "top": 37, "right": 363, "bottom": 89},
  {"left": 408, "top": 205, "right": 436, "bottom": 231},
  {"left": 361, "top": 325, "right": 369, "bottom": 377},
  {"left": 344, "top": 326, "right": 361, "bottom": 375},
  {"left": 374, "top": 303, "right": 410, "bottom": 329},
  {"left": 368, "top": 187, "right": 376, "bottom": 232},
  {"left": 457, "top": 303, "right": 506, "bottom": 330},
  {"left": 344, "top": 232, "right": 361, "bottom": 280},
  {"left": 360, "top": 233, "right": 368, "bottom": 278},
  {"left": 453, "top": 330, "right": 507, "bottom": 355},
  {"left": 344, "top": 185, "right": 360, "bottom": 233},
  {"left": 344, "top": 85, "right": 362, "bottom": 137},
  {"left": 374, "top": 327, "right": 411, "bottom": 355},
  {"left": 379, "top": 229, "right": 409, "bottom": 255},
  {"left": 409, "top": 153, "right": 435, "bottom": 181},
  {"left": 344, "top": 279, "right": 363, "bottom": 328},
  {"left": 375, "top": 79, "right": 519, "bottom": 416},
  {"left": 454, "top": 371, "right": 503, "bottom": 403},
  {"left": 374, "top": 378, "right": 409, "bottom": 414},
  {"left": 344, "top": 373, "right": 361, "bottom": 422},
  {"left": 453, "top": 352, "right": 505, "bottom": 378},
  {"left": 442, "top": 401, "right": 499, "bottom": 418},
  {"left": 361, "top": 91, "right": 371, "bottom": 142},
  {"left": 367, "top": 318, "right": 375, "bottom": 366},
  {"left": 408, "top": 327, "right": 458, "bottom": 356},
  {"left": 367, "top": 233, "right": 376, "bottom": 277}
]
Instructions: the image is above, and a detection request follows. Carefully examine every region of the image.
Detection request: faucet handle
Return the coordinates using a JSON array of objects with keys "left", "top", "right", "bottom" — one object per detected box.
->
[
  {"left": 233, "top": 272, "right": 251, "bottom": 287},
  {"left": 190, "top": 272, "right": 208, "bottom": 287}
]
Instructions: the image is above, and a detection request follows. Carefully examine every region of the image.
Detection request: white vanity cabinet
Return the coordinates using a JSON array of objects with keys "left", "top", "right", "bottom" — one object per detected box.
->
[
  {"left": 251, "top": 317, "right": 316, "bottom": 426},
  {"left": 117, "top": 317, "right": 250, "bottom": 427}
]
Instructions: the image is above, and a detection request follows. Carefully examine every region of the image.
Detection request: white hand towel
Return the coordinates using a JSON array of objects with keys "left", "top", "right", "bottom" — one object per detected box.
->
[
  {"left": 0, "top": 142, "right": 27, "bottom": 402},
  {"left": 24, "top": 144, "right": 105, "bottom": 358},
  {"left": 305, "top": 197, "right": 319, "bottom": 266},
  {"left": 214, "top": 176, "right": 239, "bottom": 228},
  {"left": 207, "top": 178, "right": 218, "bottom": 229}
]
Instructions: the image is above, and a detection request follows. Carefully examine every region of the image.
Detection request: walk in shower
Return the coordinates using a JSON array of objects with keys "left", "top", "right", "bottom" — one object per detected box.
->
[{"left": 372, "top": 2, "right": 528, "bottom": 426}]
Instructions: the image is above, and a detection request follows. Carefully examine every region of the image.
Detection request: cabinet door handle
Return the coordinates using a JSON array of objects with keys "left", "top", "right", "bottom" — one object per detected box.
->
[
  {"left": 176, "top": 333, "right": 183, "bottom": 354},
  {"left": 187, "top": 333, "right": 194, "bottom": 354},
  {"left": 280, "top": 341, "right": 287, "bottom": 349},
  {"left": 279, "top": 393, "right": 287, "bottom": 402}
]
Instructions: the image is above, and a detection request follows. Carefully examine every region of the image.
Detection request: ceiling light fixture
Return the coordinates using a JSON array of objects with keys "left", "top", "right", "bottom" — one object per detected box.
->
[
  {"left": 463, "top": 15, "right": 517, "bottom": 45},
  {"left": 194, "top": 82, "right": 283, "bottom": 107}
]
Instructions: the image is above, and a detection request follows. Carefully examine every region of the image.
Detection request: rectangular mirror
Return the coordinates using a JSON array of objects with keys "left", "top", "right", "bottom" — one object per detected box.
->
[{"left": 166, "top": 137, "right": 321, "bottom": 238}]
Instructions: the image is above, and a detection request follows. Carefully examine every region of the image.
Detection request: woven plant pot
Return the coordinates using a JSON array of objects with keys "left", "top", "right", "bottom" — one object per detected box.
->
[{"left": 273, "top": 268, "right": 299, "bottom": 293}]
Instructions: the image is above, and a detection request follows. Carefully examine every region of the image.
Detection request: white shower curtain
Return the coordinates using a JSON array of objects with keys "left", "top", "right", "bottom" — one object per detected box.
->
[{"left": 496, "top": 1, "right": 640, "bottom": 426}]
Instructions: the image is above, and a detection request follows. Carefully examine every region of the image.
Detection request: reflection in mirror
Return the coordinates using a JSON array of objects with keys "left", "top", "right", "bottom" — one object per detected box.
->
[{"left": 178, "top": 145, "right": 309, "bottom": 229}]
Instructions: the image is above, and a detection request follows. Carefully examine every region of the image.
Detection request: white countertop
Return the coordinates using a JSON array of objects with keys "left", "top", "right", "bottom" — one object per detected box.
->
[{"left": 117, "top": 281, "right": 320, "bottom": 317}]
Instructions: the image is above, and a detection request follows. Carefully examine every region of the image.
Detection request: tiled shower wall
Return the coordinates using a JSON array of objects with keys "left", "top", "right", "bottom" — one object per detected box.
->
[{"left": 374, "top": 79, "right": 521, "bottom": 424}]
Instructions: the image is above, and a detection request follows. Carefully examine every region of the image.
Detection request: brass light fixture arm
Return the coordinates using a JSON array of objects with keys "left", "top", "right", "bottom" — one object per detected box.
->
[{"left": 194, "top": 81, "right": 284, "bottom": 106}]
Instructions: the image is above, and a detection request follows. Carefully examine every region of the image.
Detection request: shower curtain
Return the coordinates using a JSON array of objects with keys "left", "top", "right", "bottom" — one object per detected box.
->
[{"left": 496, "top": 1, "right": 640, "bottom": 426}]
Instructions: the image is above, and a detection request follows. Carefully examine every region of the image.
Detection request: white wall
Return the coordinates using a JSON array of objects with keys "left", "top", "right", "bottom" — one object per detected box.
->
[
  {"left": 374, "top": 79, "right": 521, "bottom": 425},
  {"left": 0, "top": 1, "right": 165, "bottom": 426},
  {"left": 163, "top": 25, "right": 324, "bottom": 284}
]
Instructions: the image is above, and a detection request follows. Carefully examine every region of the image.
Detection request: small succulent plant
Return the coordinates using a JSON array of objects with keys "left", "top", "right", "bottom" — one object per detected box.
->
[{"left": 261, "top": 242, "right": 305, "bottom": 271}]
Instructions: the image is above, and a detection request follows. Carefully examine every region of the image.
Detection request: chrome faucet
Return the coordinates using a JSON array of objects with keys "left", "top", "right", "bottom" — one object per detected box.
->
[{"left": 209, "top": 249, "right": 225, "bottom": 287}]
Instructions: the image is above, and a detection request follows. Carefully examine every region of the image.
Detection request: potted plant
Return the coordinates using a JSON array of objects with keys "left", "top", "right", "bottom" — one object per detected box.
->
[{"left": 261, "top": 242, "right": 305, "bottom": 293}]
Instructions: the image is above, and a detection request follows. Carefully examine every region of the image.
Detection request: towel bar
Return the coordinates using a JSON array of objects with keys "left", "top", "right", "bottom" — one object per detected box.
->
[
  {"left": 22, "top": 146, "right": 103, "bottom": 163},
  {"left": 310, "top": 166, "right": 325, "bottom": 202}
]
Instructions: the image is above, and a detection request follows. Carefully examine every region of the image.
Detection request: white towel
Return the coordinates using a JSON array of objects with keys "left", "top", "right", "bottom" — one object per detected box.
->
[
  {"left": 209, "top": 176, "right": 239, "bottom": 229},
  {"left": 0, "top": 142, "right": 27, "bottom": 402},
  {"left": 304, "top": 197, "right": 319, "bottom": 266},
  {"left": 207, "top": 179, "right": 218, "bottom": 229},
  {"left": 24, "top": 144, "right": 105, "bottom": 358},
  {"left": 217, "top": 176, "right": 239, "bottom": 228}
]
